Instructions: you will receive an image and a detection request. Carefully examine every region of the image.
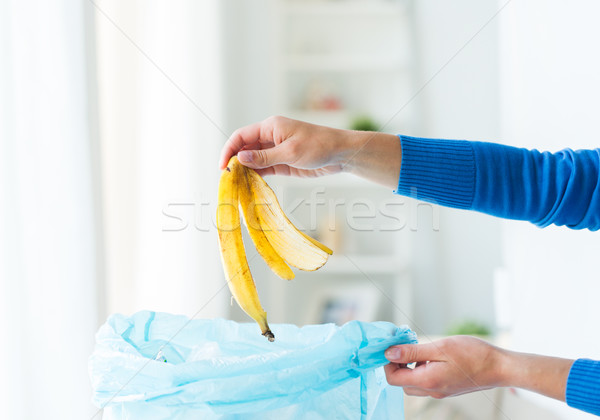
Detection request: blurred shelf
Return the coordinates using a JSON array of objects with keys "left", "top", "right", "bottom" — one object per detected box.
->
[
  {"left": 283, "top": 108, "right": 412, "bottom": 132},
  {"left": 311, "top": 254, "right": 406, "bottom": 275},
  {"left": 270, "top": 0, "right": 415, "bottom": 327},
  {"left": 285, "top": 54, "right": 406, "bottom": 72},
  {"left": 284, "top": 0, "right": 408, "bottom": 17},
  {"left": 270, "top": 172, "right": 380, "bottom": 189},
  {"left": 283, "top": 109, "right": 351, "bottom": 128}
]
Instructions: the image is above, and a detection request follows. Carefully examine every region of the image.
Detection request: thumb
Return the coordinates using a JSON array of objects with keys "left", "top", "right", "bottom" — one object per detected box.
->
[
  {"left": 238, "top": 145, "right": 290, "bottom": 169},
  {"left": 385, "top": 343, "right": 442, "bottom": 364}
]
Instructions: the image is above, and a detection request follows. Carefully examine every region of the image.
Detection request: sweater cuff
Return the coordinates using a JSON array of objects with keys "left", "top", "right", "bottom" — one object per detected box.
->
[
  {"left": 566, "top": 358, "right": 600, "bottom": 415},
  {"left": 395, "top": 135, "right": 475, "bottom": 209}
]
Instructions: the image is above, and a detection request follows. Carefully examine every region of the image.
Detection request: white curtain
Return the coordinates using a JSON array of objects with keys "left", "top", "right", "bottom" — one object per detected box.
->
[
  {"left": 0, "top": 0, "right": 100, "bottom": 418},
  {"left": 1, "top": 1, "right": 226, "bottom": 418},
  {"left": 95, "top": 0, "right": 227, "bottom": 319}
]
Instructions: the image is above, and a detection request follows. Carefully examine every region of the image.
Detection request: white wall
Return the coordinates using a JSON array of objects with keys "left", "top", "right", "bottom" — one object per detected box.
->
[
  {"left": 410, "top": 0, "right": 503, "bottom": 334},
  {"left": 96, "top": 1, "right": 227, "bottom": 318},
  {"left": 220, "top": 0, "right": 275, "bottom": 133},
  {"left": 0, "top": 1, "right": 100, "bottom": 418},
  {"left": 499, "top": 1, "right": 600, "bottom": 418}
]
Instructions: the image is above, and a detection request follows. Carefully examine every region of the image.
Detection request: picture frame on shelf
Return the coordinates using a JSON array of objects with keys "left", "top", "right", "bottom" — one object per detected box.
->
[{"left": 307, "top": 283, "right": 382, "bottom": 326}]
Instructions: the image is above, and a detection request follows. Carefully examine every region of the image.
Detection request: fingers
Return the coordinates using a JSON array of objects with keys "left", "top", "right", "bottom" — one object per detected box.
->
[
  {"left": 254, "top": 167, "right": 276, "bottom": 177},
  {"left": 384, "top": 361, "right": 432, "bottom": 388},
  {"left": 237, "top": 144, "right": 295, "bottom": 169},
  {"left": 384, "top": 343, "right": 446, "bottom": 389},
  {"left": 219, "top": 119, "right": 293, "bottom": 170},
  {"left": 384, "top": 361, "right": 400, "bottom": 377},
  {"left": 385, "top": 343, "right": 443, "bottom": 364},
  {"left": 384, "top": 360, "right": 426, "bottom": 387},
  {"left": 403, "top": 387, "right": 432, "bottom": 397},
  {"left": 219, "top": 122, "right": 268, "bottom": 169},
  {"left": 254, "top": 164, "right": 292, "bottom": 177},
  {"left": 384, "top": 337, "right": 499, "bottom": 399}
]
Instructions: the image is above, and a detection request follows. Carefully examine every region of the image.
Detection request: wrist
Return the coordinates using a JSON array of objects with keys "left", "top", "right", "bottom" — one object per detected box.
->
[
  {"left": 330, "top": 129, "right": 365, "bottom": 172},
  {"left": 339, "top": 130, "right": 400, "bottom": 177},
  {"left": 496, "top": 348, "right": 520, "bottom": 388},
  {"left": 497, "top": 349, "right": 573, "bottom": 401}
]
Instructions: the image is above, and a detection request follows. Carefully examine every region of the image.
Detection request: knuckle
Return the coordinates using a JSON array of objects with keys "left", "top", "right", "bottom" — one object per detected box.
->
[
  {"left": 435, "top": 341, "right": 450, "bottom": 355},
  {"left": 285, "top": 140, "right": 299, "bottom": 156},
  {"left": 386, "top": 377, "right": 400, "bottom": 387},
  {"left": 255, "top": 149, "right": 267, "bottom": 164},
  {"left": 438, "top": 338, "right": 450, "bottom": 349},
  {"left": 229, "top": 128, "right": 242, "bottom": 143},
  {"left": 422, "top": 377, "right": 438, "bottom": 390},
  {"left": 266, "top": 115, "right": 284, "bottom": 125},
  {"left": 402, "top": 345, "right": 417, "bottom": 362},
  {"left": 446, "top": 336, "right": 461, "bottom": 347}
]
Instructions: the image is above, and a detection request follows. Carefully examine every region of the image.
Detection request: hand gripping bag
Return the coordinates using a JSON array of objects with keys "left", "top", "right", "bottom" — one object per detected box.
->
[{"left": 89, "top": 311, "right": 417, "bottom": 419}]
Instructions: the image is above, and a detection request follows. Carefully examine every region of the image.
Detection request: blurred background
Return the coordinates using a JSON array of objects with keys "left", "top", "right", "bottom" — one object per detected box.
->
[{"left": 1, "top": 0, "right": 599, "bottom": 419}]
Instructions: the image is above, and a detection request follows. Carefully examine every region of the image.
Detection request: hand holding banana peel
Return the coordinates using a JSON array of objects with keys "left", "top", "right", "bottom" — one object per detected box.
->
[
  {"left": 217, "top": 156, "right": 333, "bottom": 341},
  {"left": 218, "top": 116, "right": 400, "bottom": 340}
]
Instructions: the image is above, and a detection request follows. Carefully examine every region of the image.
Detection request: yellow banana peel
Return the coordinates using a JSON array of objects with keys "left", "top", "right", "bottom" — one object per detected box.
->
[
  {"left": 245, "top": 168, "right": 332, "bottom": 270},
  {"left": 238, "top": 165, "right": 295, "bottom": 281},
  {"left": 216, "top": 156, "right": 332, "bottom": 341}
]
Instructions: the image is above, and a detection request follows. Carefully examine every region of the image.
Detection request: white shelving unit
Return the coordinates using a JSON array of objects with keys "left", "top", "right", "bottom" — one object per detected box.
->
[
  {"left": 316, "top": 254, "right": 405, "bottom": 275},
  {"left": 285, "top": 54, "right": 406, "bottom": 72},
  {"left": 263, "top": 175, "right": 414, "bottom": 328},
  {"left": 272, "top": 0, "right": 414, "bottom": 131},
  {"left": 284, "top": 0, "right": 406, "bottom": 16},
  {"left": 257, "top": 0, "right": 416, "bottom": 329}
]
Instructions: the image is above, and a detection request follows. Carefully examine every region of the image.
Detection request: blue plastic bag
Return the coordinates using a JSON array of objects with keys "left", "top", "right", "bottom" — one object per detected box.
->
[{"left": 89, "top": 311, "right": 417, "bottom": 419}]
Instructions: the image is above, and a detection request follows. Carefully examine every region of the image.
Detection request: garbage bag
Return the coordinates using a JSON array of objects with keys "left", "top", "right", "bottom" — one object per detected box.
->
[{"left": 89, "top": 311, "right": 417, "bottom": 420}]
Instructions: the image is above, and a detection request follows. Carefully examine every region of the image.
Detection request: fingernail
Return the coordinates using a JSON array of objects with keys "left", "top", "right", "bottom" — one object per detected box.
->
[
  {"left": 385, "top": 347, "right": 401, "bottom": 360},
  {"left": 238, "top": 151, "right": 253, "bottom": 162}
]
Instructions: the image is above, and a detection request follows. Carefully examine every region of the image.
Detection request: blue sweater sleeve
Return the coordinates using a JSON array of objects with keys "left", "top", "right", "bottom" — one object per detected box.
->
[
  {"left": 567, "top": 359, "right": 600, "bottom": 415},
  {"left": 395, "top": 135, "right": 600, "bottom": 230}
]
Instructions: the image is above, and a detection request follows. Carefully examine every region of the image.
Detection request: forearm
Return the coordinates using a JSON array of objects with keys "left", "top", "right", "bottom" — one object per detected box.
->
[
  {"left": 339, "top": 130, "right": 401, "bottom": 189},
  {"left": 499, "top": 349, "right": 574, "bottom": 401}
]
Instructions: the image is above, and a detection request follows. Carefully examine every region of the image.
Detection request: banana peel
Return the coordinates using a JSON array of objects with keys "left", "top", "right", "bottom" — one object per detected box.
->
[
  {"left": 245, "top": 167, "right": 332, "bottom": 270},
  {"left": 216, "top": 159, "right": 274, "bottom": 341},
  {"left": 216, "top": 156, "right": 332, "bottom": 341},
  {"left": 238, "top": 165, "right": 295, "bottom": 281}
]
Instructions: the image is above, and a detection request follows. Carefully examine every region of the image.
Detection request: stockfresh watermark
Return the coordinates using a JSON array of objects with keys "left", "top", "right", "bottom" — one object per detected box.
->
[{"left": 162, "top": 187, "right": 440, "bottom": 233}]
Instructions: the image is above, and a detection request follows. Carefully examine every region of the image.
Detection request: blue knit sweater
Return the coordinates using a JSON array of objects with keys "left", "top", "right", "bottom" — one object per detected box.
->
[{"left": 395, "top": 136, "right": 600, "bottom": 415}]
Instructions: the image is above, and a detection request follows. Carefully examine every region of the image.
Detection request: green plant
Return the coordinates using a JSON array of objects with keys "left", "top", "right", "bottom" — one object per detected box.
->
[
  {"left": 447, "top": 320, "right": 491, "bottom": 337},
  {"left": 349, "top": 115, "right": 378, "bottom": 132}
]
